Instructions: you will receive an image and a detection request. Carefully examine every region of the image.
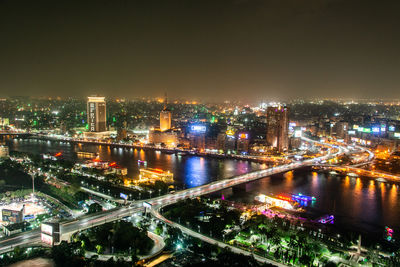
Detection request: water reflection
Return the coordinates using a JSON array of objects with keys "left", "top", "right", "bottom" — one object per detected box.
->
[
  {"left": 227, "top": 170, "right": 400, "bottom": 234},
  {"left": 4, "top": 137, "right": 260, "bottom": 188},
  {"left": 184, "top": 157, "right": 208, "bottom": 188}
]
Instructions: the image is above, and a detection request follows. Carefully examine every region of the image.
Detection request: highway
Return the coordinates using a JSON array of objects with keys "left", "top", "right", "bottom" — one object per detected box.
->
[
  {"left": 0, "top": 136, "right": 347, "bottom": 261},
  {"left": 150, "top": 205, "right": 287, "bottom": 267}
]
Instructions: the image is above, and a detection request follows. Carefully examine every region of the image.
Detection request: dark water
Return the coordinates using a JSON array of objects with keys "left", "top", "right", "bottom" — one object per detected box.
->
[
  {"left": 4, "top": 137, "right": 400, "bottom": 235},
  {"left": 222, "top": 170, "right": 400, "bottom": 238},
  {"left": 4, "top": 137, "right": 261, "bottom": 188}
]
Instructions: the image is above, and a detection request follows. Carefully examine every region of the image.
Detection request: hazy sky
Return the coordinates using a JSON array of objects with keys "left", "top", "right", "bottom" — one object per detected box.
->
[{"left": 1, "top": 0, "right": 399, "bottom": 101}]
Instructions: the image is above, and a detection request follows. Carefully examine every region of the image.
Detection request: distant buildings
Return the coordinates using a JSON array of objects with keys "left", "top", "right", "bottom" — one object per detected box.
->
[
  {"left": 0, "top": 145, "right": 9, "bottom": 158},
  {"left": 87, "top": 96, "right": 107, "bottom": 132},
  {"left": 236, "top": 133, "right": 250, "bottom": 153},
  {"left": 266, "top": 106, "right": 289, "bottom": 151},
  {"left": 148, "top": 97, "right": 180, "bottom": 147},
  {"left": 148, "top": 130, "right": 178, "bottom": 147},
  {"left": 334, "top": 122, "right": 349, "bottom": 140}
]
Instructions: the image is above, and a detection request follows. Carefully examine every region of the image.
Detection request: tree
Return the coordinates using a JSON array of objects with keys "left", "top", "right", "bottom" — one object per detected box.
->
[
  {"left": 271, "top": 235, "right": 281, "bottom": 247},
  {"left": 88, "top": 202, "right": 103, "bottom": 214}
]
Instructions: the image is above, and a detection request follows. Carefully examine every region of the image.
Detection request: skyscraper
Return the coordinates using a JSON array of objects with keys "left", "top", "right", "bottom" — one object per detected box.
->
[
  {"left": 87, "top": 96, "right": 107, "bottom": 132},
  {"left": 266, "top": 106, "right": 289, "bottom": 151},
  {"left": 160, "top": 96, "right": 171, "bottom": 132}
]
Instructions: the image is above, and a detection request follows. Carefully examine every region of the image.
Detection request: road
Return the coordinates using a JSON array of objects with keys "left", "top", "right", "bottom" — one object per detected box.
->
[
  {"left": 0, "top": 136, "right": 347, "bottom": 259},
  {"left": 150, "top": 206, "right": 287, "bottom": 267},
  {"left": 84, "top": 231, "right": 164, "bottom": 261},
  {"left": 80, "top": 186, "right": 125, "bottom": 204}
]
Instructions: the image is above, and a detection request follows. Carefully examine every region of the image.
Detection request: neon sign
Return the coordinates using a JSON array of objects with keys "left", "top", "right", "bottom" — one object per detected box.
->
[{"left": 190, "top": 125, "right": 206, "bottom": 133}]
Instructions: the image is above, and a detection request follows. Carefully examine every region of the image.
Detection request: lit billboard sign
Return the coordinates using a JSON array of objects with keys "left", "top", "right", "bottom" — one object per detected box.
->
[
  {"left": 394, "top": 133, "right": 400, "bottom": 138},
  {"left": 238, "top": 133, "right": 248, "bottom": 139},
  {"left": 348, "top": 130, "right": 356, "bottom": 135},
  {"left": 41, "top": 223, "right": 53, "bottom": 235},
  {"left": 41, "top": 233, "right": 53, "bottom": 245},
  {"left": 2, "top": 209, "right": 23, "bottom": 223},
  {"left": 24, "top": 215, "right": 35, "bottom": 220},
  {"left": 120, "top": 193, "right": 128, "bottom": 200},
  {"left": 389, "top": 125, "right": 395, "bottom": 132},
  {"left": 294, "top": 130, "right": 302, "bottom": 138},
  {"left": 362, "top": 128, "right": 371, "bottom": 133},
  {"left": 372, "top": 127, "right": 380, "bottom": 133},
  {"left": 88, "top": 102, "right": 96, "bottom": 132},
  {"left": 190, "top": 125, "right": 206, "bottom": 133},
  {"left": 226, "top": 129, "right": 235, "bottom": 136},
  {"left": 353, "top": 125, "right": 359, "bottom": 130}
]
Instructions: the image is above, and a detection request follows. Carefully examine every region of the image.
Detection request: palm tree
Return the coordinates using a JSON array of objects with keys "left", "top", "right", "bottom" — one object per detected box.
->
[
  {"left": 271, "top": 235, "right": 281, "bottom": 249},
  {"left": 266, "top": 227, "right": 277, "bottom": 245},
  {"left": 288, "top": 234, "right": 299, "bottom": 258}
]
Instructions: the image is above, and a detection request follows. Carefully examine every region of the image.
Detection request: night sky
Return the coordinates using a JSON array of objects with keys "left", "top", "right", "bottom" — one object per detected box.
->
[{"left": 1, "top": 0, "right": 400, "bottom": 101}]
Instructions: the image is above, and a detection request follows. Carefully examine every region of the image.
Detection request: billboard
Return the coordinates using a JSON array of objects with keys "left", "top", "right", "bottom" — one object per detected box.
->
[
  {"left": 24, "top": 215, "right": 35, "bottom": 220},
  {"left": 2, "top": 209, "right": 23, "bottom": 223},
  {"left": 190, "top": 125, "right": 206, "bottom": 133},
  {"left": 41, "top": 223, "right": 53, "bottom": 235},
  {"left": 40, "top": 223, "right": 60, "bottom": 246},
  {"left": 372, "top": 127, "right": 380, "bottom": 133},
  {"left": 41, "top": 233, "right": 53, "bottom": 245},
  {"left": 120, "top": 193, "right": 128, "bottom": 200},
  {"left": 88, "top": 102, "right": 96, "bottom": 132},
  {"left": 238, "top": 133, "right": 249, "bottom": 139},
  {"left": 226, "top": 129, "right": 235, "bottom": 136}
]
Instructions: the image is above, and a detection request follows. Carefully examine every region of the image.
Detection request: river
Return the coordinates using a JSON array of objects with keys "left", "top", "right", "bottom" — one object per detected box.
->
[{"left": 4, "top": 137, "right": 400, "bottom": 238}]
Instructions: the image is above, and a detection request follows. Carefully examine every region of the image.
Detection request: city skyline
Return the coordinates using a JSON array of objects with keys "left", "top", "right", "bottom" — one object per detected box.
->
[
  {"left": 1, "top": 0, "right": 400, "bottom": 101},
  {"left": 1, "top": 1, "right": 400, "bottom": 266}
]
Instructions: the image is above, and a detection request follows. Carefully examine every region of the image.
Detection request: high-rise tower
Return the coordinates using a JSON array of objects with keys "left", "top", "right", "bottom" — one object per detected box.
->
[
  {"left": 160, "top": 94, "right": 171, "bottom": 132},
  {"left": 87, "top": 96, "right": 107, "bottom": 132},
  {"left": 266, "top": 106, "right": 289, "bottom": 151}
]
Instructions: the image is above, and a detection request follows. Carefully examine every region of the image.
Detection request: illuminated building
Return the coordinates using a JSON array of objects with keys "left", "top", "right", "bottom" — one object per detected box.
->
[
  {"left": 148, "top": 130, "right": 178, "bottom": 147},
  {"left": 255, "top": 194, "right": 294, "bottom": 210},
  {"left": 138, "top": 168, "right": 174, "bottom": 183},
  {"left": 236, "top": 132, "right": 249, "bottom": 153},
  {"left": 334, "top": 122, "right": 348, "bottom": 139},
  {"left": 0, "top": 145, "right": 9, "bottom": 158},
  {"left": 87, "top": 96, "right": 107, "bottom": 132},
  {"left": 3, "top": 221, "right": 30, "bottom": 236},
  {"left": 160, "top": 96, "right": 172, "bottom": 132},
  {"left": 266, "top": 106, "right": 289, "bottom": 151},
  {"left": 187, "top": 124, "right": 207, "bottom": 150},
  {"left": 160, "top": 110, "right": 172, "bottom": 132}
]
